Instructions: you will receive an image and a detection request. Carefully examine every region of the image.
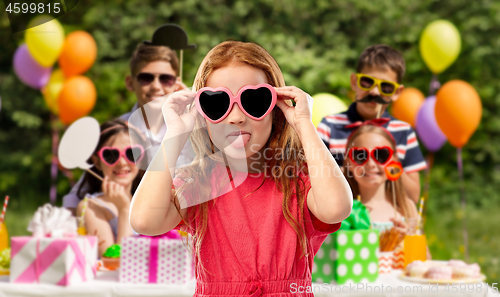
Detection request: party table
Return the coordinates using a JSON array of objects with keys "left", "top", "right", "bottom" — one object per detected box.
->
[{"left": 0, "top": 270, "right": 497, "bottom": 297}]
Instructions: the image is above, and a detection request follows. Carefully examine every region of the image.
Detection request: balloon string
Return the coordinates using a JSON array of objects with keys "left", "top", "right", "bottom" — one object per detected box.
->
[
  {"left": 422, "top": 153, "right": 433, "bottom": 228},
  {"left": 429, "top": 74, "right": 441, "bottom": 95},
  {"left": 50, "top": 115, "right": 59, "bottom": 205},
  {"left": 457, "top": 148, "right": 469, "bottom": 262}
]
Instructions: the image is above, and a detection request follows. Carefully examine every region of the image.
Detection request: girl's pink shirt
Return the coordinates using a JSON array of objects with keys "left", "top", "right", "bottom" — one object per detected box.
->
[{"left": 174, "top": 165, "right": 341, "bottom": 295}]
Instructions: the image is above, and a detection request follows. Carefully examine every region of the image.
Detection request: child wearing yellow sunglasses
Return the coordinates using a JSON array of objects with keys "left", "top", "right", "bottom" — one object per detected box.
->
[{"left": 317, "top": 44, "right": 427, "bottom": 204}]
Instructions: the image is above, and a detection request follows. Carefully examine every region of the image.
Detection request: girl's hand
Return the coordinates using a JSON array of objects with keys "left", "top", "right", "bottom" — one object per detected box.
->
[
  {"left": 162, "top": 90, "right": 200, "bottom": 135},
  {"left": 102, "top": 176, "right": 131, "bottom": 212},
  {"left": 390, "top": 217, "right": 409, "bottom": 234},
  {"left": 274, "top": 86, "right": 314, "bottom": 134}
]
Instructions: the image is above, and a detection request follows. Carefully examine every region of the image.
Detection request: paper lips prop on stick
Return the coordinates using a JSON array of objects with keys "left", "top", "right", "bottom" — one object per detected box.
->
[
  {"left": 385, "top": 161, "right": 403, "bottom": 181},
  {"left": 27, "top": 204, "right": 77, "bottom": 238},
  {"left": 385, "top": 161, "right": 403, "bottom": 220}
]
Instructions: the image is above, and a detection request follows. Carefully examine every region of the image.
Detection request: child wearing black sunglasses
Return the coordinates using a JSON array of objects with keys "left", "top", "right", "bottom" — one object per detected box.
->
[
  {"left": 318, "top": 44, "right": 426, "bottom": 204},
  {"left": 76, "top": 119, "right": 144, "bottom": 257},
  {"left": 64, "top": 41, "right": 196, "bottom": 216},
  {"left": 130, "top": 41, "right": 353, "bottom": 295}
]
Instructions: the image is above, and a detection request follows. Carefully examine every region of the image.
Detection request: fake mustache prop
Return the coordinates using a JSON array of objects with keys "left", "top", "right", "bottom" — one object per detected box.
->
[{"left": 356, "top": 94, "right": 391, "bottom": 104}]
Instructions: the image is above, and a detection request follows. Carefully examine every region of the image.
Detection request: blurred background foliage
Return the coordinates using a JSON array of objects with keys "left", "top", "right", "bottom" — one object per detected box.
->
[{"left": 0, "top": 0, "right": 499, "bottom": 281}]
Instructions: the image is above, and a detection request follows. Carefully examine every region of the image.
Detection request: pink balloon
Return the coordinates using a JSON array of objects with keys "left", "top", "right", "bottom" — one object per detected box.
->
[{"left": 13, "top": 44, "right": 51, "bottom": 89}]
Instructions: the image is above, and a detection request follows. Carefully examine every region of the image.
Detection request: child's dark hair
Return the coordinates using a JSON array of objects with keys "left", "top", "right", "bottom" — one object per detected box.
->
[
  {"left": 77, "top": 119, "right": 144, "bottom": 199},
  {"left": 356, "top": 44, "right": 405, "bottom": 83},
  {"left": 129, "top": 43, "right": 179, "bottom": 76}
]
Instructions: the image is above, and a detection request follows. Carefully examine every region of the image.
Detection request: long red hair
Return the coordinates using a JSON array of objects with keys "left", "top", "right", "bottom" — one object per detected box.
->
[{"left": 172, "top": 41, "right": 310, "bottom": 272}]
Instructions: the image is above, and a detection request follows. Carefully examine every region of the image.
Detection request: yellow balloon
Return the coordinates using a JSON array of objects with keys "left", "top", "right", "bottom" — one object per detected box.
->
[
  {"left": 312, "top": 93, "right": 348, "bottom": 127},
  {"left": 25, "top": 16, "right": 64, "bottom": 67},
  {"left": 420, "top": 20, "right": 461, "bottom": 74},
  {"left": 41, "top": 69, "right": 65, "bottom": 115}
]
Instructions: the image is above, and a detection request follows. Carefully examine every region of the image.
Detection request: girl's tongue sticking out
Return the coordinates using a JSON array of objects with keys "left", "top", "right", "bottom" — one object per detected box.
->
[{"left": 227, "top": 131, "right": 251, "bottom": 148}]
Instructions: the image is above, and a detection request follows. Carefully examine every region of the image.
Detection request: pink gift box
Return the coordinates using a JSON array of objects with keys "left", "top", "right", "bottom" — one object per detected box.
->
[
  {"left": 10, "top": 236, "right": 98, "bottom": 286},
  {"left": 119, "top": 234, "right": 194, "bottom": 284}
]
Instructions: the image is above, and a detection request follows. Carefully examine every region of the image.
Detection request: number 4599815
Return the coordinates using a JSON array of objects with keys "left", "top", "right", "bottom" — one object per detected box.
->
[{"left": 6, "top": 2, "right": 61, "bottom": 14}]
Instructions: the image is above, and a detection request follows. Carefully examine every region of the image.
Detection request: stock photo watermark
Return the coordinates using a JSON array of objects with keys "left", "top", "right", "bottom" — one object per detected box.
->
[{"left": 290, "top": 282, "right": 499, "bottom": 294}]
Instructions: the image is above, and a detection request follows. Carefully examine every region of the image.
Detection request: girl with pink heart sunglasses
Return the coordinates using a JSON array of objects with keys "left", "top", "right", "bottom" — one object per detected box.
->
[{"left": 131, "top": 41, "right": 353, "bottom": 296}]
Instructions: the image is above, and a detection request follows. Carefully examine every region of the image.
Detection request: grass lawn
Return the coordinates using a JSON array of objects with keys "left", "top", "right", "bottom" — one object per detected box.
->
[
  {"left": 4, "top": 202, "right": 499, "bottom": 283},
  {"left": 425, "top": 204, "right": 500, "bottom": 283}
]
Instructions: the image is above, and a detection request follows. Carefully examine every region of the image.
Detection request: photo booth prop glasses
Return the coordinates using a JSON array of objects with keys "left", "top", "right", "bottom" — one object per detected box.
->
[
  {"left": 348, "top": 146, "right": 394, "bottom": 166},
  {"left": 356, "top": 73, "right": 400, "bottom": 97},
  {"left": 195, "top": 83, "right": 277, "bottom": 123},
  {"left": 98, "top": 145, "right": 144, "bottom": 166}
]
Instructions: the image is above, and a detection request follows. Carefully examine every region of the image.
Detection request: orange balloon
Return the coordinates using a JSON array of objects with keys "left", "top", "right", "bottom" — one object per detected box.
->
[
  {"left": 391, "top": 87, "right": 425, "bottom": 128},
  {"left": 58, "top": 31, "right": 97, "bottom": 77},
  {"left": 435, "top": 80, "right": 482, "bottom": 148},
  {"left": 58, "top": 76, "right": 97, "bottom": 125}
]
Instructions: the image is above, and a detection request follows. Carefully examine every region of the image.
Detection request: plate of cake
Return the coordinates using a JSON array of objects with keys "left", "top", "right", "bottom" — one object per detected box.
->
[{"left": 399, "top": 260, "right": 486, "bottom": 284}]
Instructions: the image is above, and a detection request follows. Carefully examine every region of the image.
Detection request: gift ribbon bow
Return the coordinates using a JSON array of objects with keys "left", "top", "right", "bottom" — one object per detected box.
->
[
  {"left": 385, "top": 161, "right": 403, "bottom": 181},
  {"left": 340, "top": 200, "right": 371, "bottom": 230},
  {"left": 139, "top": 231, "right": 181, "bottom": 283},
  {"left": 27, "top": 204, "right": 77, "bottom": 238}
]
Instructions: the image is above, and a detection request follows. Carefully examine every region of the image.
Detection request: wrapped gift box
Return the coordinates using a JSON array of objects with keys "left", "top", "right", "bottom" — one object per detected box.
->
[
  {"left": 119, "top": 234, "right": 194, "bottom": 284},
  {"left": 312, "top": 229, "right": 379, "bottom": 285},
  {"left": 10, "top": 236, "right": 97, "bottom": 286}
]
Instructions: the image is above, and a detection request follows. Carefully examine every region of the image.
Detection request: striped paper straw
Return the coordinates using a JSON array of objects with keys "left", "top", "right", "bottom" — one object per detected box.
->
[
  {"left": 79, "top": 196, "right": 89, "bottom": 228},
  {"left": 0, "top": 196, "right": 9, "bottom": 225},
  {"left": 416, "top": 196, "right": 425, "bottom": 234}
]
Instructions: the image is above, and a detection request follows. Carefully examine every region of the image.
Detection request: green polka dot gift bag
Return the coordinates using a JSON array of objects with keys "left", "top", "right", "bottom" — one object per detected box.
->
[{"left": 312, "top": 200, "right": 379, "bottom": 285}]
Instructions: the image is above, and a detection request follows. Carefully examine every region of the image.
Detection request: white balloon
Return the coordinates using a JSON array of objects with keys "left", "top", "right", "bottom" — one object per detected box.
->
[{"left": 58, "top": 117, "right": 100, "bottom": 170}]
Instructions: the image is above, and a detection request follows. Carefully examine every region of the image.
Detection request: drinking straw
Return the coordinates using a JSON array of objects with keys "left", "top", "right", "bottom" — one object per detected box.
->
[
  {"left": 0, "top": 196, "right": 9, "bottom": 225},
  {"left": 416, "top": 196, "right": 425, "bottom": 235},
  {"left": 79, "top": 196, "right": 89, "bottom": 228}
]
